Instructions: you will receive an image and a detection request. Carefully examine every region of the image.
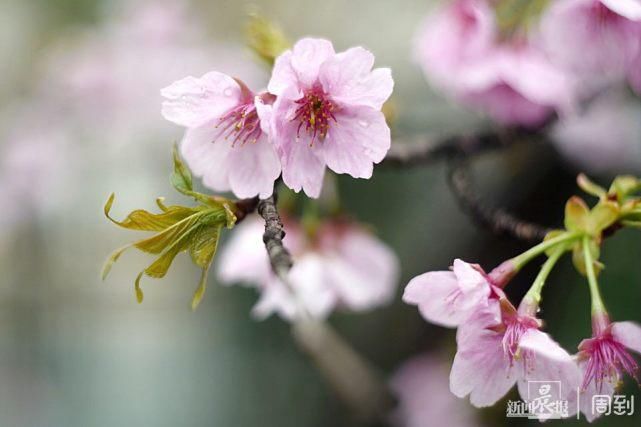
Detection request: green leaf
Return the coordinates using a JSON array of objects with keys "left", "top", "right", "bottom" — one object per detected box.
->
[
  {"left": 135, "top": 271, "right": 144, "bottom": 303},
  {"left": 104, "top": 193, "right": 198, "bottom": 231},
  {"left": 101, "top": 244, "right": 133, "bottom": 280},
  {"left": 191, "top": 267, "right": 210, "bottom": 311},
  {"left": 143, "top": 221, "right": 202, "bottom": 279},
  {"left": 577, "top": 174, "right": 606, "bottom": 198},
  {"left": 564, "top": 196, "right": 590, "bottom": 232},
  {"left": 103, "top": 145, "right": 240, "bottom": 309},
  {"left": 189, "top": 226, "right": 222, "bottom": 268},
  {"left": 171, "top": 144, "right": 193, "bottom": 195},
  {"left": 133, "top": 212, "right": 205, "bottom": 254}
]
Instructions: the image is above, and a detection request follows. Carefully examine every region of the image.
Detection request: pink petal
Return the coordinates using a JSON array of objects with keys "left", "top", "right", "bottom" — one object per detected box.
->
[
  {"left": 289, "top": 38, "right": 335, "bottom": 88},
  {"left": 161, "top": 71, "right": 241, "bottom": 128},
  {"left": 319, "top": 46, "right": 394, "bottom": 109},
  {"left": 180, "top": 122, "right": 233, "bottom": 192},
  {"left": 451, "top": 259, "right": 487, "bottom": 294},
  {"left": 602, "top": 0, "right": 641, "bottom": 20},
  {"left": 279, "top": 134, "right": 326, "bottom": 198},
  {"left": 217, "top": 218, "right": 271, "bottom": 286},
  {"left": 552, "top": 89, "right": 641, "bottom": 173},
  {"left": 413, "top": 0, "right": 496, "bottom": 92},
  {"left": 251, "top": 279, "right": 299, "bottom": 320},
  {"left": 516, "top": 330, "right": 582, "bottom": 419},
  {"left": 267, "top": 50, "right": 301, "bottom": 99},
  {"left": 611, "top": 321, "right": 641, "bottom": 354},
  {"left": 390, "top": 354, "right": 479, "bottom": 427},
  {"left": 450, "top": 327, "right": 517, "bottom": 407},
  {"left": 403, "top": 271, "right": 463, "bottom": 327},
  {"left": 288, "top": 254, "right": 337, "bottom": 319},
  {"left": 462, "top": 83, "right": 554, "bottom": 128},
  {"left": 227, "top": 135, "right": 281, "bottom": 199},
  {"left": 324, "top": 229, "right": 399, "bottom": 310},
  {"left": 270, "top": 97, "right": 326, "bottom": 198},
  {"left": 320, "top": 107, "right": 390, "bottom": 178},
  {"left": 577, "top": 359, "right": 617, "bottom": 422},
  {"left": 539, "top": 0, "right": 638, "bottom": 83}
]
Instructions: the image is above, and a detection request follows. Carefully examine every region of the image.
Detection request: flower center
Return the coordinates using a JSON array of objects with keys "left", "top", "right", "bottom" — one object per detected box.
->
[
  {"left": 580, "top": 334, "right": 639, "bottom": 392},
  {"left": 292, "top": 86, "right": 338, "bottom": 145},
  {"left": 501, "top": 315, "right": 539, "bottom": 365},
  {"left": 214, "top": 102, "right": 262, "bottom": 147}
]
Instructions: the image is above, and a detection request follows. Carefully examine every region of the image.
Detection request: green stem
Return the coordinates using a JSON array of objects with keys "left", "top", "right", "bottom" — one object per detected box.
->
[
  {"left": 511, "top": 231, "right": 581, "bottom": 270},
  {"left": 582, "top": 236, "right": 607, "bottom": 315},
  {"left": 520, "top": 246, "right": 566, "bottom": 312}
]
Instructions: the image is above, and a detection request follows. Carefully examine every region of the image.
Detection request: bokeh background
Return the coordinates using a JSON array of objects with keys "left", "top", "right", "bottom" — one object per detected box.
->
[{"left": 0, "top": 0, "right": 639, "bottom": 426}]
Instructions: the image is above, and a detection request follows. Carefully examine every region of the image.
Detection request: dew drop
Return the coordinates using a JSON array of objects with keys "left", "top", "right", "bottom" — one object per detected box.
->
[
  {"left": 358, "top": 119, "right": 369, "bottom": 128},
  {"left": 223, "top": 87, "right": 234, "bottom": 97}
]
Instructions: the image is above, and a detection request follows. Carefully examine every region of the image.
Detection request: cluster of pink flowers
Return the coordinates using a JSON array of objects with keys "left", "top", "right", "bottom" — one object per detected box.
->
[
  {"left": 403, "top": 259, "right": 641, "bottom": 421},
  {"left": 217, "top": 216, "right": 399, "bottom": 320},
  {"left": 162, "top": 38, "right": 394, "bottom": 199},
  {"left": 414, "top": 0, "right": 641, "bottom": 132}
]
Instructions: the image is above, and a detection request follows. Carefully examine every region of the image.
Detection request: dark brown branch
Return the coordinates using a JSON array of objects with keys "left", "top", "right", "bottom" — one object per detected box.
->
[
  {"left": 447, "top": 156, "right": 552, "bottom": 242},
  {"left": 256, "top": 195, "right": 293, "bottom": 279}
]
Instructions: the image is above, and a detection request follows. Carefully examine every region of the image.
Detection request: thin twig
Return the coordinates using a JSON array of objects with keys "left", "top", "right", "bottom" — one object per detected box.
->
[
  {"left": 256, "top": 195, "right": 293, "bottom": 280},
  {"left": 381, "top": 128, "right": 525, "bottom": 168},
  {"left": 447, "top": 156, "right": 553, "bottom": 242},
  {"left": 255, "top": 195, "right": 394, "bottom": 424}
]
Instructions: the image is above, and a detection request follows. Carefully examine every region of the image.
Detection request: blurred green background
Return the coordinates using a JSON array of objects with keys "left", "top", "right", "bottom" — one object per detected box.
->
[{"left": 0, "top": 0, "right": 639, "bottom": 426}]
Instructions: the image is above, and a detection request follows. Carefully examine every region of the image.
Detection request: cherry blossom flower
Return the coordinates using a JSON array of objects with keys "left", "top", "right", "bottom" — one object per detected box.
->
[
  {"left": 414, "top": 0, "right": 574, "bottom": 128},
  {"left": 402, "top": 259, "right": 515, "bottom": 327},
  {"left": 217, "top": 216, "right": 399, "bottom": 320},
  {"left": 389, "top": 353, "right": 479, "bottom": 427},
  {"left": 162, "top": 73, "right": 281, "bottom": 199},
  {"left": 576, "top": 314, "right": 641, "bottom": 421},
  {"left": 552, "top": 90, "right": 641, "bottom": 174},
  {"left": 539, "top": 0, "right": 641, "bottom": 94},
  {"left": 450, "top": 294, "right": 581, "bottom": 414},
  {"left": 265, "top": 38, "right": 394, "bottom": 198}
]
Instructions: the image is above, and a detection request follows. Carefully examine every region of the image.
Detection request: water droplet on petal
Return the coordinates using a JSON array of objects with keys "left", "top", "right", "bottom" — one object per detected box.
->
[
  {"left": 358, "top": 119, "right": 369, "bottom": 128},
  {"left": 223, "top": 87, "right": 234, "bottom": 97}
]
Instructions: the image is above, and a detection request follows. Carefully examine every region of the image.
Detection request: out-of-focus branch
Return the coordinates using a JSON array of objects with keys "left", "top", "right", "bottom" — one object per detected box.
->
[
  {"left": 381, "top": 128, "right": 527, "bottom": 168},
  {"left": 252, "top": 195, "right": 394, "bottom": 425},
  {"left": 447, "top": 156, "right": 553, "bottom": 242}
]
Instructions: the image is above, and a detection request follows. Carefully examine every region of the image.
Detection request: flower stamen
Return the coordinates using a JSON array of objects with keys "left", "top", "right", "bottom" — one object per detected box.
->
[
  {"left": 292, "top": 85, "right": 338, "bottom": 146},
  {"left": 215, "top": 102, "right": 262, "bottom": 147}
]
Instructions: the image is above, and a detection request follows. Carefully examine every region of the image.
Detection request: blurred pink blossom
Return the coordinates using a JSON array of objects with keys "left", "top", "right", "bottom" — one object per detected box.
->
[
  {"left": 413, "top": 0, "right": 574, "bottom": 128},
  {"left": 552, "top": 90, "right": 641, "bottom": 173},
  {"left": 266, "top": 38, "right": 394, "bottom": 198},
  {"left": 0, "top": 105, "right": 71, "bottom": 233},
  {"left": 389, "top": 354, "right": 479, "bottom": 427},
  {"left": 217, "top": 216, "right": 399, "bottom": 320},
  {"left": 162, "top": 73, "right": 280, "bottom": 198},
  {"left": 39, "top": 0, "right": 265, "bottom": 152},
  {"left": 539, "top": 0, "right": 641, "bottom": 94}
]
